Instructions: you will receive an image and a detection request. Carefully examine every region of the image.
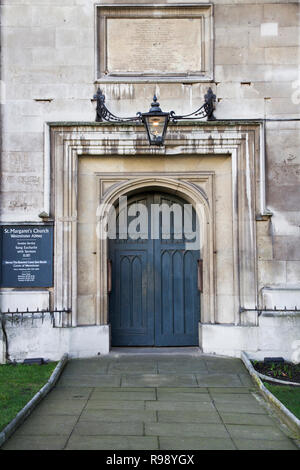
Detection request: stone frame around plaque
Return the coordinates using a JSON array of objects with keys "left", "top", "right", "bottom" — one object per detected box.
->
[{"left": 95, "top": 4, "right": 214, "bottom": 83}]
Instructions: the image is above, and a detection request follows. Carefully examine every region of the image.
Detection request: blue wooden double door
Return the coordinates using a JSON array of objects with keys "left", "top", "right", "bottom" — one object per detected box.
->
[{"left": 109, "top": 192, "right": 200, "bottom": 346}]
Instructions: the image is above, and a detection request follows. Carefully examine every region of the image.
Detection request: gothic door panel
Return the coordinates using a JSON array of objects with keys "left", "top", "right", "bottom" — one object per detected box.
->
[
  {"left": 153, "top": 194, "right": 200, "bottom": 346},
  {"left": 109, "top": 192, "right": 200, "bottom": 346},
  {"left": 109, "top": 195, "right": 154, "bottom": 346}
]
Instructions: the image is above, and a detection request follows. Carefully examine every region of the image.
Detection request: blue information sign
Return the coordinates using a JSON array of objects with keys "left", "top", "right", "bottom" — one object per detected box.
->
[{"left": 0, "top": 225, "right": 53, "bottom": 287}]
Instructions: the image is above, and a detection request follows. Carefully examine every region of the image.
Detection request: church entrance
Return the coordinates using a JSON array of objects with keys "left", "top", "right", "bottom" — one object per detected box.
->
[{"left": 108, "top": 192, "right": 201, "bottom": 346}]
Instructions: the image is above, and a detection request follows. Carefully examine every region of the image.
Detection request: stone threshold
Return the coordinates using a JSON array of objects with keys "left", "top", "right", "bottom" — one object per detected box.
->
[{"left": 109, "top": 347, "right": 203, "bottom": 356}]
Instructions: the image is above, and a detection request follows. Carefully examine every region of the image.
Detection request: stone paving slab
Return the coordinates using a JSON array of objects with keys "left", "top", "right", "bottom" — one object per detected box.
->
[
  {"left": 157, "top": 363, "right": 208, "bottom": 374},
  {"left": 145, "top": 400, "right": 216, "bottom": 412},
  {"left": 159, "top": 437, "right": 236, "bottom": 450},
  {"left": 65, "top": 435, "right": 159, "bottom": 450},
  {"left": 219, "top": 412, "right": 277, "bottom": 426},
  {"left": 30, "top": 399, "right": 87, "bottom": 416},
  {"left": 85, "top": 400, "right": 146, "bottom": 411},
  {"left": 43, "top": 387, "right": 93, "bottom": 400},
  {"left": 90, "top": 390, "right": 156, "bottom": 401},
  {"left": 233, "top": 438, "right": 299, "bottom": 450},
  {"left": 226, "top": 424, "right": 289, "bottom": 441},
  {"left": 2, "top": 353, "right": 299, "bottom": 451},
  {"left": 62, "top": 370, "right": 109, "bottom": 377},
  {"left": 211, "top": 393, "right": 260, "bottom": 405},
  {"left": 145, "top": 422, "right": 229, "bottom": 438},
  {"left": 157, "top": 357, "right": 208, "bottom": 365},
  {"left": 3, "top": 435, "right": 69, "bottom": 451},
  {"left": 108, "top": 363, "right": 158, "bottom": 374},
  {"left": 196, "top": 373, "right": 243, "bottom": 387},
  {"left": 157, "top": 390, "right": 211, "bottom": 402},
  {"left": 204, "top": 359, "right": 246, "bottom": 374},
  {"left": 157, "top": 410, "right": 221, "bottom": 423},
  {"left": 205, "top": 357, "right": 243, "bottom": 365},
  {"left": 122, "top": 373, "right": 198, "bottom": 387},
  {"left": 208, "top": 387, "right": 256, "bottom": 394},
  {"left": 214, "top": 401, "right": 268, "bottom": 414},
  {"left": 79, "top": 409, "right": 157, "bottom": 423},
  {"left": 158, "top": 386, "right": 209, "bottom": 393},
  {"left": 13, "top": 415, "right": 78, "bottom": 436},
  {"left": 238, "top": 373, "right": 255, "bottom": 387},
  {"left": 62, "top": 362, "right": 109, "bottom": 375},
  {"left": 73, "top": 421, "right": 144, "bottom": 436},
  {"left": 57, "top": 375, "right": 121, "bottom": 388},
  {"left": 90, "top": 386, "right": 157, "bottom": 392}
]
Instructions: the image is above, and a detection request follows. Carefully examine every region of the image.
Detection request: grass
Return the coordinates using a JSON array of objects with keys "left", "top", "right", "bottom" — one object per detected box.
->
[
  {"left": 0, "top": 362, "right": 57, "bottom": 432},
  {"left": 264, "top": 382, "right": 300, "bottom": 420}
]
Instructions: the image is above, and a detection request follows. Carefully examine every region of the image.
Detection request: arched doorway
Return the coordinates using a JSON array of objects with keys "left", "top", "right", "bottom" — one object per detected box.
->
[{"left": 108, "top": 191, "right": 201, "bottom": 346}]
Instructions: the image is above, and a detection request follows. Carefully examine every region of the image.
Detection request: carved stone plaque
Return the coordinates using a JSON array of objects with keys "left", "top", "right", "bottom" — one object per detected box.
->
[
  {"left": 97, "top": 5, "right": 213, "bottom": 82},
  {"left": 107, "top": 18, "right": 202, "bottom": 74}
]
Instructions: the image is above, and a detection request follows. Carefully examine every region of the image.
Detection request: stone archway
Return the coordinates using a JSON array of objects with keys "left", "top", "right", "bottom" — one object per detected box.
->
[
  {"left": 96, "top": 178, "right": 215, "bottom": 347},
  {"left": 50, "top": 122, "right": 261, "bottom": 355}
]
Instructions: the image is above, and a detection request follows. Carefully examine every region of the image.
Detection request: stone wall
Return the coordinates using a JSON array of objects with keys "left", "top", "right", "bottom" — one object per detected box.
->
[
  {"left": 0, "top": 0, "right": 300, "bottom": 358},
  {"left": 1, "top": 1, "right": 299, "bottom": 214}
]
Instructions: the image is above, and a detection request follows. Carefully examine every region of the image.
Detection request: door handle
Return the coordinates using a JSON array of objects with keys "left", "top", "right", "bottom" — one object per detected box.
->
[
  {"left": 197, "top": 260, "right": 203, "bottom": 292},
  {"left": 107, "top": 259, "right": 112, "bottom": 294}
]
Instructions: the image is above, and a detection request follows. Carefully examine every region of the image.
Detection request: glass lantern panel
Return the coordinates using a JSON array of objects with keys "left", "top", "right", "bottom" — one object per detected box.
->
[{"left": 146, "top": 116, "right": 166, "bottom": 143}]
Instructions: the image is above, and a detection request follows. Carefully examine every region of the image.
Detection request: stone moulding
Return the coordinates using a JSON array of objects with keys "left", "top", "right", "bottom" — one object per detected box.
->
[
  {"left": 96, "top": 175, "right": 214, "bottom": 326},
  {"left": 48, "top": 121, "right": 263, "bottom": 339},
  {"left": 95, "top": 3, "right": 214, "bottom": 83}
]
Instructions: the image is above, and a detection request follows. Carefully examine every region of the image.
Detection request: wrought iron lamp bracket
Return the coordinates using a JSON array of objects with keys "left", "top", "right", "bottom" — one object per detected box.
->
[
  {"left": 169, "top": 88, "right": 216, "bottom": 123},
  {"left": 93, "top": 87, "right": 216, "bottom": 125},
  {"left": 93, "top": 88, "right": 140, "bottom": 124}
]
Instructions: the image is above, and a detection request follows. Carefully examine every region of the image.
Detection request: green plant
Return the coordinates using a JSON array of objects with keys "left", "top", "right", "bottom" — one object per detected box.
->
[
  {"left": 264, "top": 383, "right": 300, "bottom": 419},
  {"left": 282, "top": 364, "right": 289, "bottom": 378},
  {"left": 0, "top": 362, "right": 57, "bottom": 432},
  {"left": 270, "top": 362, "right": 278, "bottom": 377}
]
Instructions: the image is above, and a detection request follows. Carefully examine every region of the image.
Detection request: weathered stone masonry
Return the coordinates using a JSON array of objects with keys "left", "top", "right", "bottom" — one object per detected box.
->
[{"left": 0, "top": 1, "right": 299, "bottom": 361}]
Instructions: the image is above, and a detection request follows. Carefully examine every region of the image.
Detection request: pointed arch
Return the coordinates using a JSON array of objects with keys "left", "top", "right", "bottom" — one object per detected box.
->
[{"left": 96, "top": 177, "right": 215, "bottom": 331}]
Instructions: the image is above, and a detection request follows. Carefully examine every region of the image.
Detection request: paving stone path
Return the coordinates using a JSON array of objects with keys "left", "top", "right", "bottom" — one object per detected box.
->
[{"left": 2, "top": 351, "right": 299, "bottom": 450}]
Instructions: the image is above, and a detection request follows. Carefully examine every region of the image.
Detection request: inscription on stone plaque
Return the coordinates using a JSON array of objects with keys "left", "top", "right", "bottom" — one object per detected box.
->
[
  {"left": 97, "top": 5, "right": 213, "bottom": 81},
  {"left": 107, "top": 18, "right": 202, "bottom": 74},
  {"left": 0, "top": 225, "right": 53, "bottom": 287}
]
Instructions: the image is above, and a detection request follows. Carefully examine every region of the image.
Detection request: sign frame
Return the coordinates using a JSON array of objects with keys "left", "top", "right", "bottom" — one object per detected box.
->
[{"left": 0, "top": 224, "right": 54, "bottom": 288}]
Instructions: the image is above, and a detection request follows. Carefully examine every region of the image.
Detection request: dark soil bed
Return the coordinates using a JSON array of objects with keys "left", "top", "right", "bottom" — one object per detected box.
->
[{"left": 252, "top": 361, "right": 300, "bottom": 384}]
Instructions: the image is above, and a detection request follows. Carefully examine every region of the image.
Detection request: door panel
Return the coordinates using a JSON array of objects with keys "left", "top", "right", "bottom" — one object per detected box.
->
[
  {"left": 154, "top": 246, "right": 200, "bottom": 346},
  {"left": 109, "top": 192, "right": 200, "bottom": 346},
  {"left": 110, "top": 249, "right": 154, "bottom": 345},
  {"left": 153, "top": 193, "right": 200, "bottom": 346}
]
